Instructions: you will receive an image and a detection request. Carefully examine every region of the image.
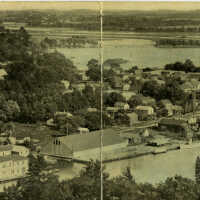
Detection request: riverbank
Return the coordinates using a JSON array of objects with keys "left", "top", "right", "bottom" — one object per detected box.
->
[
  {"left": 101, "top": 143, "right": 180, "bottom": 163},
  {"left": 155, "top": 45, "right": 200, "bottom": 48}
]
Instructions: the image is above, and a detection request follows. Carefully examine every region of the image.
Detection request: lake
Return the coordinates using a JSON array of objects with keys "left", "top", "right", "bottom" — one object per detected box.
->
[
  {"left": 56, "top": 38, "right": 200, "bottom": 70},
  {"left": 57, "top": 147, "right": 200, "bottom": 185}
]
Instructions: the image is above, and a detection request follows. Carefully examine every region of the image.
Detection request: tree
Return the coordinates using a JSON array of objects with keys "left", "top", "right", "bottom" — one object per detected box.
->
[
  {"left": 115, "top": 111, "right": 130, "bottom": 126},
  {"left": 86, "top": 59, "right": 101, "bottom": 81},
  {"left": 104, "top": 92, "right": 125, "bottom": 107},
  {"left": 122, "top": 166, "right": 134, "bottom": 183},
  {"left": 84, "top": 111, "right": 112, "bottom": 131},
  {"left": 156, "top": 176, "right": 200, "bottom": 200},
  {"left": 82, "top": 85, "right": 96, "bottom": 107},
  {"left": 196, "top": 156, "right": 200, "bottom": 184}
]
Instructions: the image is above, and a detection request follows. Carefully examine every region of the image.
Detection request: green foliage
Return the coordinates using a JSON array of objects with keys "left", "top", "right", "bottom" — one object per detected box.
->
[
  {"left": 114, "top": 111, "right": 130, "bottom": 126},
  {"left": 0, "top": 28, "right": 82, "bottom": 123},
  {"left": 104, "top": 92, "right": 125, "bottom": 107},
  {"left": 196, "top": 156, "right": 200, "bottom": 184},
  {"left": 2, "top": 160, "right": 200, "bottom": 200},
  {"left": 86, "top": 59, "right": 101, "bottom": 81},
  {"left": 83, "top": 111, "right": 112, "bottom": 131},
  {"left": 165, "top": 59, "right": 200, "bottom": 73}
]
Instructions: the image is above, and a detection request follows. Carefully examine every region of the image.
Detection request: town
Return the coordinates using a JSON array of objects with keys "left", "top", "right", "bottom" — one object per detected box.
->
[
  {"left": 2, "top": 3, "right": 200, "bottom": 199},
  {"left": 0, "top": 36, "right": 200, "bottom": 190}
]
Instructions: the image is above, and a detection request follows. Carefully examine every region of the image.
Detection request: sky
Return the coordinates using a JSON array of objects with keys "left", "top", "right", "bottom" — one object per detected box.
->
[{"left": 1, "top": 1, "right": 200, "bottom": 11}]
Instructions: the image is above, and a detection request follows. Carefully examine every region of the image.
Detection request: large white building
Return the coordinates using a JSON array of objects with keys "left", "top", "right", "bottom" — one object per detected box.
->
[
  {"left": 0, "top": 145, "right": 29, "bottom": 192},
  {"left": 41, "top": 129, "right": 128, "bottom": 161}
]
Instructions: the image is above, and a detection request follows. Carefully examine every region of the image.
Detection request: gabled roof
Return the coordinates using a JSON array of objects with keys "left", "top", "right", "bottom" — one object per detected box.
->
[
  {"left": 40, "top": 141, "right": 73, "bottom": 157},
  {"left": 115, "top": 102, "right": 128, "bottom": 107},
  {"left": 59, "top": 129, "right": 126, "bottom": 152},
  {"left": 0, "top": 145, "right": 12, "bottom": 152}
]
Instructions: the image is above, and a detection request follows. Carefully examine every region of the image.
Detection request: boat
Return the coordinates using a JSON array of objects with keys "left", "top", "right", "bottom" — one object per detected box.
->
[{"left": 152, "top": 147, "right": 167, "bottom": 155}]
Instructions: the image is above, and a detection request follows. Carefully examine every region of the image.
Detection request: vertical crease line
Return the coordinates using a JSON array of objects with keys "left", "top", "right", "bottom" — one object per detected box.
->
[{"left": 99, "top": 2, "right": 104, "bottom": 200}]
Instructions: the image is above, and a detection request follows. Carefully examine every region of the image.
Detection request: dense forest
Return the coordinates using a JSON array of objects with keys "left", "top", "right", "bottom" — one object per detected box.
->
[
  {"left": 2, "top": 9, "right": 200, "bottom": 32},
  {"left": 155, "top": 39, "right": 200, "bottom": 47}
]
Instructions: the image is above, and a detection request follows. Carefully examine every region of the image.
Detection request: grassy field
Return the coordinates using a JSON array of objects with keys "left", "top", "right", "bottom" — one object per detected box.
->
[{"left": 13, "top": 122, "right": 59, "bottom": 144}]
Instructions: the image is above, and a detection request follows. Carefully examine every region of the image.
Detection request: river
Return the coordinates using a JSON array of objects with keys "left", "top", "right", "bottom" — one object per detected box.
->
[
  {"left": 56, "top": 38, "right": 200, "bottom": 70},
  {"left": 56, "top": 147, "right": 200, "bottom": 184}
]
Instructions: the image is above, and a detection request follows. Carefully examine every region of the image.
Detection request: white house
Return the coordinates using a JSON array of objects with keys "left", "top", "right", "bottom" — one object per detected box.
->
[
  {"left": 114, "top": 102, "right": 130, "bottom": 110},
  {"left": 135, "top": 106, "right": 154, "bottom": 115},
  {"left": 61, "top": 80, "right": 70, "bottom": 90}
]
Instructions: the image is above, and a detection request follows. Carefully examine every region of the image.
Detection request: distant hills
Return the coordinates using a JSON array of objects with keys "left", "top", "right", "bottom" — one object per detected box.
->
[{"left": 1, "top": 9, "right": 200, "bottom": 32}]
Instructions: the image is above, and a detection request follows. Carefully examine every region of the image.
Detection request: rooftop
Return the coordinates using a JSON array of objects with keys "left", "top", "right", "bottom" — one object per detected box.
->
[
  {"left": 0, "top": 145, "right": 12, "bottom": 152},
  {"left": 0, "top": 155, "right": 28, "bottom": 163},
  {"left": 59, "top": 129, "right": 126, "bottom": 152}
]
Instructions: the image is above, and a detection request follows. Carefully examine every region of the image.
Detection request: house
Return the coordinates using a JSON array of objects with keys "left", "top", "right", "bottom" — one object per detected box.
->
[
  {"left": 46, "top": 118, "right": 55, "bottom": 127},
  {"left": 174, "top": 115, "right": 197, "bottom": 125},
  {"left": 121, "top": 91, "right": 136, "bottom": 101},
  {"left": 12, "top": 145, "right": 29, "bottom": 157},
  {"left": 55, "top": 111, "right": 73, "bottom": 118},
  {"left": 135, "top": 106, "right": 154, "bottom": 121},
  {"left": 141, "top": 128, "right": 150, "bottom": 137},
  {"left": 158, "top": 99, "right": 173, "bottom": 116},
  {"left": 41, "top": 129, "right": 128, "bottom": 161},
  {"left": 106, "top": 107, "right": 119, "bottom": 119},
  {"left": 172, "top": 105, "right": 183, "bottom": 115},
  {"left": 159, "top": 99, "right": 173, "bottom": 108},
  {"left": 158, "top": 107, "right": 173, "bottom": 117},
  {"left": 180, "top": 80, "right": 200, "bottom": 93},
  {"left": 78, "top": 70, "right": 89, "bottom": 81},
  {"left": 0, "top": 145, "right": 29, "bottom": 182},
  {"left": 134, "top": 69, "right": 143, "bottom": 75},
  {"left": 62, "top": 89, "right": 73, "bottom": 95},
  {"left": 123, "top": 84, "right": 131, "bottom": 91},
  {"left": 106, "top": 107, "right": 119, "bottom": 113},
  {"left": 154, "top": 79, "right": 165, "bottom": 86},
  {"left": 87, "top": 107, "right": 98, "bottom": 112},
  {"left": 78, "top": 127, "right": 89, "bottom": 134},
  {"left": 140, "top": 96, "right": 156, "bottom": 106},
  {"left": 114, "top": 102, "right": 130, "bottom": 111},
  {"left": 104, "top": 89, "right": 120, "bottom": 94},
  {"left": 0, "top": 69, "right": 7, "bottom": 80},
  {"left": 120, "top": 128, "right": 150, "bottom": 145},
  {"left": 158, "top": 118, "right": 192, "bottom": 138},
  {"left": 127, "top": 112, "right": 138, "bottom": 126},
  {"left": 135, "top": 106, "right": 154, "bottom": 115},
  {"left": 71, "top": 83, "right": 86, "bottom": 92},
  {"left": 112, "top": 76, "right": 123, "bottom": 89},
  {"left": 61, "top": 80, "right": 70, "bottom": 90},
  {"left": 112, "top": 68, "right": 122, "bottom": 75},
  {"left": 172, "top": 71, "right": 187, "bottom": 81},
  {"left": 122, "top": 73, "right": 130, "bottom": 81}
]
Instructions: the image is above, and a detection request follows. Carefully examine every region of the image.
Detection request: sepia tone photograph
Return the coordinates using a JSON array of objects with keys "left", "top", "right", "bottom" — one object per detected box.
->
[{"left": 1, "top": 1, "right": 200, "bottom": 199}]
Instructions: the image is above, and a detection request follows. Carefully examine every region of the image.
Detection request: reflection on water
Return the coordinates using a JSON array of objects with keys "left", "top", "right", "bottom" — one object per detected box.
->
[
  {"left": 56, "top": 148, "right": 200, "bottom": 184},
  {"left": 57, "top": 39, "right": 200, "bottom": 70},
  {"left": 105, "top": 148, "right": 199, "bottom": 184}
]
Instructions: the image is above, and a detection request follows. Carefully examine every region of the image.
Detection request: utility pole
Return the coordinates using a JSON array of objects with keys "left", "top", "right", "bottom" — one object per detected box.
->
[{"left": 100, "top": 2, "right": 104, "bottom": 200}]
